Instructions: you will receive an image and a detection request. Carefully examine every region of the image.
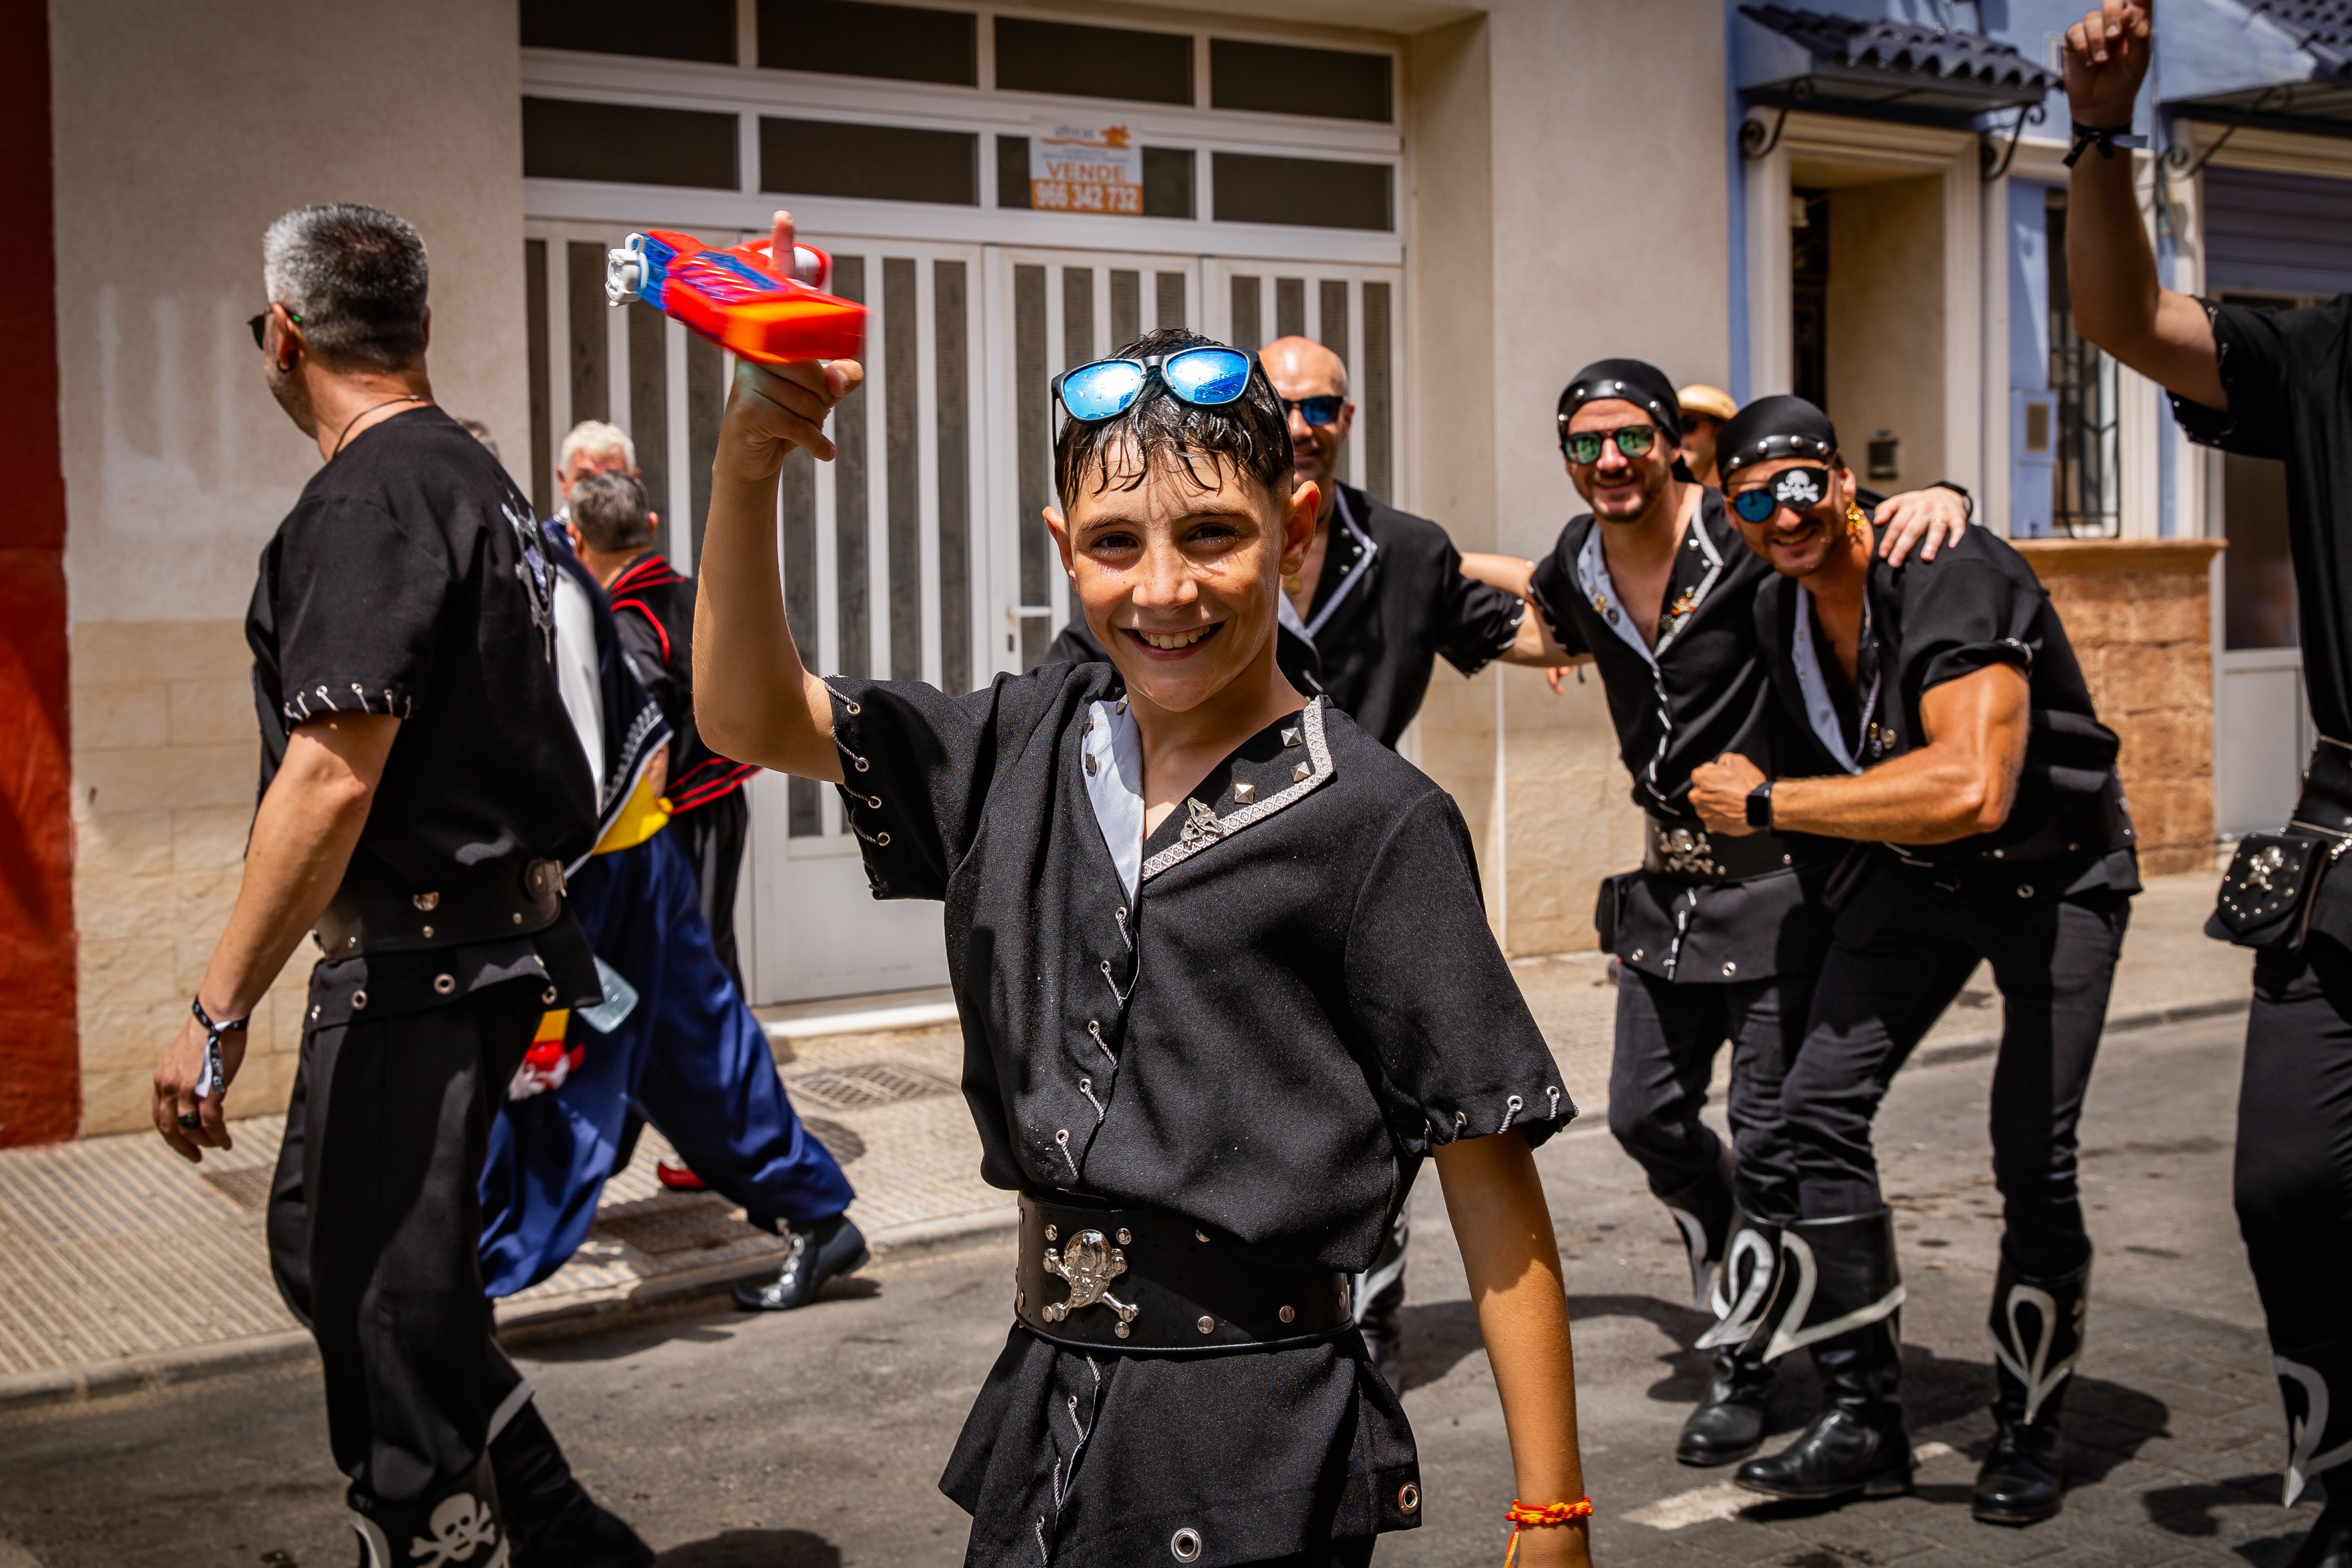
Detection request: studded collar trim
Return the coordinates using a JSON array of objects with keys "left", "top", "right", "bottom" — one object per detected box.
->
[{"left": 1140, "top": 697, "right": 1337, "bottom": 883}]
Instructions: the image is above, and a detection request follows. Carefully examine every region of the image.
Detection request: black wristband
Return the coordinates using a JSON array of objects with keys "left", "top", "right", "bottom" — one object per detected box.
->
[
  {"left": 1746, "top": 780, "right": 1774, "bottom": 832},
  {"left": 1930, "top": 480, "right": 1974, "bottom": 521},
  {"left": 2064, "top": 121, "right": 2146, "bottom": 168}
]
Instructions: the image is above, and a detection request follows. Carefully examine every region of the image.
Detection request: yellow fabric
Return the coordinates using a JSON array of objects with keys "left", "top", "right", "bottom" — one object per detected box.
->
[
  {"left": 593, "top": 768, "right": 674, "bottom": 855},
  {"left": 534, "top": 1008, "right": 570, "bottom": 1043}
]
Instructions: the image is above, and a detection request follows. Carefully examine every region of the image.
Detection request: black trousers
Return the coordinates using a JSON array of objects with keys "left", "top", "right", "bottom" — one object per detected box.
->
[
  {"left": 1610, "top": 965, "right": 1814, "bottom": 1226},
  {"left": 677, "top": 787, "right": 749, "bottom": 994},
  {"left": 1782, "top": 864, "right": 2128, "bottom": 1278},
  {"left": 268, "top": 974, "right": 540, "bottom": 1512},
  {"left": 2239, "top": 938, "right": 2352, "bottom": 1350}
]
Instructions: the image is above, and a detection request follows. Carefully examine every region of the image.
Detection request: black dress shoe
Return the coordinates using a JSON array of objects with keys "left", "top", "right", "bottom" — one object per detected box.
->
[
  {"left": 1678, "top": 1347, "right": 1773, "bottom": 1466},
  {"left": 1737, "top": 1314, "right": 1911, "bottom": 1502},
  {"left": 734, "top": 1213, "right": 869, "bottom": 1311},
  {"left": 1737, "top": 1402, "right": 1913, "bottom": 1502},
  {"left": 1972, "top": 1416, "right": 2065, "bottom": 1525}
]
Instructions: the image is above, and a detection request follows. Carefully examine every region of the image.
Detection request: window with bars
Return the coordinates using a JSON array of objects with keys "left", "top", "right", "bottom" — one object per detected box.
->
[{"left": 2045, "top": 192, "right": 2121, "bottom": 538}]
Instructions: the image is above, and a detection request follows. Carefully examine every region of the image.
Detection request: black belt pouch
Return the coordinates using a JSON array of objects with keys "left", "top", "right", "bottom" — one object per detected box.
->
[{"left": 2211, "top": 740, "right": 2352, "bottom": 954}]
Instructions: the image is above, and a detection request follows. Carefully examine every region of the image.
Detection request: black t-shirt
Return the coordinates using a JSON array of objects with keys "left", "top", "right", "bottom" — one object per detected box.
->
[
  {"left": 2172, "top": 295, "right": 2352, "bottom": 742},
  {"left": 245, "top": 407, "right": 598, "bottom": 893},
  {"left": 1528, "top": 487, "right": 1779, "bottom": 821},
  {"left": 1300, "top": 485, "right": 1525, "bottom": 747},
  {"left": 1755, "top": 526, "right": 2137, "bottom": 879},
  {"left": 833, "top": 664, "right": 1571, "bottom": 1560}
]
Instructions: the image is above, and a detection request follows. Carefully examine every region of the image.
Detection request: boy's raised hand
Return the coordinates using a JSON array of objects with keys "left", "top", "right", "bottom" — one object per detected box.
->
[
  {"left": 717, "top": 355, "right": 863, "bottom": 484},
  {"left": 2063, "top": 0, "right": 2151, "bottom": 127}
]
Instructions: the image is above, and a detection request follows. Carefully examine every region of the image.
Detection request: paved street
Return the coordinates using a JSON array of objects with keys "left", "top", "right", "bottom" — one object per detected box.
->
[{"left": 0, "top": 1006, "right": 2317, "bottom": 1568}]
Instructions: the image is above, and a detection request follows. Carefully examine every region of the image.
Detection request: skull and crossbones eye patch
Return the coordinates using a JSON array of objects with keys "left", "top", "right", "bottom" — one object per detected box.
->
[{"left": 1731, "top": 466, "right": 1834, "bottom": 523}]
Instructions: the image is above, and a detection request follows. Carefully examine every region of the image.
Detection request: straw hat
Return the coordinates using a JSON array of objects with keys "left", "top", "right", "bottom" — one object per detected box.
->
[{"left": 1677, "top": 384, "right": 1739, "bottom": 424}]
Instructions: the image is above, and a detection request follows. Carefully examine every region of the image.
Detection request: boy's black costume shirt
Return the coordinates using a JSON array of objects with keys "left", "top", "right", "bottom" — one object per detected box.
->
[{"left": 822, "top": 663, "right": 1573, "bottom": 1564}]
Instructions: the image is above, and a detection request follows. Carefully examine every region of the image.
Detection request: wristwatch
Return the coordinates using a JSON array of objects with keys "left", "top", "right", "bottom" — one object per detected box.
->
[{"left": 1745, "top": 780, "right": 1774, "bottom": 832}]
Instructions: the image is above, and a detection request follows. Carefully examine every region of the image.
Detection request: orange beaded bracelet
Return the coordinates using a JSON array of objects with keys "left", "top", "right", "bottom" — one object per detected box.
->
[{"left": 1504, "top": 1498, "right": 1594, "bottom": 1565}]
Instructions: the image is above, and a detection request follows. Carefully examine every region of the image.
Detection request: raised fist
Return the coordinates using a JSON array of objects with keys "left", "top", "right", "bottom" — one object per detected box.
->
[{"left": 2061, "top": 1, "right": 2152, "bottom": 130}]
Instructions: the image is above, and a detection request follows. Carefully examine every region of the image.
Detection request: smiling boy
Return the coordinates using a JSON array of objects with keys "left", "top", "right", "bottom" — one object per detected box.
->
[{"left": 690, "top": 216, "right": 1594, "bottom": 1568}]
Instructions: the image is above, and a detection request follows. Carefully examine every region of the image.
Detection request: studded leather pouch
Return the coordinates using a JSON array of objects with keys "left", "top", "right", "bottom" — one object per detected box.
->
[{"left": 2209, "top": 830, "right": 2344, "bottom": 954}]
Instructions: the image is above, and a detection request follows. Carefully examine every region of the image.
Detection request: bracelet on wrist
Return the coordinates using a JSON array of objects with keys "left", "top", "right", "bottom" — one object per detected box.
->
[
  {"left": 2063, "top": 121, "right": 2147, "bottom": 168},
  {"left": 1504, "top": 1499, "right": 1594, "bottom": 1565},
  {"left": 190, "top": 996, "right": 249, "bottom": 1102}
]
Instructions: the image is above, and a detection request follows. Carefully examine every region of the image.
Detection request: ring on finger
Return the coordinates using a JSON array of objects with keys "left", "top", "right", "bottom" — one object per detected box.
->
[{"left": 177, "top": 1112, "right": 202, "bottom": 1130}]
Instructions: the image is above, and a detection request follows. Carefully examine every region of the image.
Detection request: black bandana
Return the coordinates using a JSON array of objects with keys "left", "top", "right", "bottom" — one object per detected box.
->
[
  {"left": 1558, "top": 359, "right": 1682, "bottom": 446},
  {"left": 1717, "top": 394, "right": 1838, "bottom": 480}
]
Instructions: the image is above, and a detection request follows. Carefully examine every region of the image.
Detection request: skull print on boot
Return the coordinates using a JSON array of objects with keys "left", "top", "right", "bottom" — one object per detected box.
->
[
  {"left": 733, "top": 1211, "right": 870, "bottom": 1311},
  {"left": 347, "top": 1453, "right": 508, "bottom": 1568},
  {"left": 2276, "top": 1329, "right": 2352, "bottom": 1568},
  {"left": 1734, "top": 1212, "right": 1912, "bottom": 1503},
  {"left": 1677, "top": 1215, "right": 1783, "bottom": 1466},
  {"left": 1973, "top": 1253, "right": 2089, "bottom": 1526}
]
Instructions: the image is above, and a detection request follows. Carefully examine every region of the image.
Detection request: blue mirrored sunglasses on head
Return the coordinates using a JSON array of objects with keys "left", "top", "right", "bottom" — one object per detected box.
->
[
  {"left": 1052, "top": 347, "right": 1258, "bottom": 422},
  {"left": 1729, "top": 465, "right": 1833, "bottom": 524}
]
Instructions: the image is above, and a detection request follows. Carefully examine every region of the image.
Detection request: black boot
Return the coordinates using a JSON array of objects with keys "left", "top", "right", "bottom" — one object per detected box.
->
[
  {"left": 2277, "top": 1330, "right": 2352, "bottom": 1567},
  {"left": 1736, "top": 1212, "right": 1911, "bottom": 1503},
  {"left": 1973, "top": 1253, "right": 2089, "bottom": 1525},
  {"left": 1658, "top": 1149, "right": 1739, "bottom": 1312},
  {"left": 1677, "top": 1216, "right": 1782, "bottom": 1466},
  {"left": 490, "top": 1396, "right": 655, "bottom": 1568},
  {"left": 347, "top": 1452, "right": 509, "bottom": 1568},
  {"left": 2287, "top": 1482, "right": 2352, "bottom": 1568},
  {"left": 733, "top": 1212, "right": 870, "bottom": 1311}
]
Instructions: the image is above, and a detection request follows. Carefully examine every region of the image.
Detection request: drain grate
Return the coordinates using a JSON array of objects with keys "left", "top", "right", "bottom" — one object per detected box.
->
[
  {"left": 786, "top": 1060, "right": 959, "bottom": 1112},
  {"left": 592, "top": 1192, "right": 759, "bottom": 1256},
  {"left": 201, "top": 1167, "right": 275, "bottom": 1214}
]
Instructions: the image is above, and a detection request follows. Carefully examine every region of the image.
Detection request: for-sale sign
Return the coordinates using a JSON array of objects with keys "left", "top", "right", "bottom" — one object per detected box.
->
[{"left": 1030, "top": 123, "right": 1142, "bottom": 216}]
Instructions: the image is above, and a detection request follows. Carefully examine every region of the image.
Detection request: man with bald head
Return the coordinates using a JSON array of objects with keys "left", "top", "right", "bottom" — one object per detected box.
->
[{"left": 1261, "top": 336, "right": 1528, "bottom": 749}]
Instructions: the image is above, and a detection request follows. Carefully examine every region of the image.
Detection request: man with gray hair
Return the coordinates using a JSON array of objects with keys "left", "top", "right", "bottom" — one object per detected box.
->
[{"left": 151, "top": 204, "right": 652, "bottom": 1567}]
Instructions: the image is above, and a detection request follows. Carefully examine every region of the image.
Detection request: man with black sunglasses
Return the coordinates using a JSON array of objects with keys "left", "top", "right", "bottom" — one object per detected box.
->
[
  {"left": 154, "top": 205, "right": 650, "bottom": 1566},
  {"left": 1262, "top": 336, "right": 1529, "bottom": 752},
  {"left": 1687, "top": 395, "right": 2135, "bottom": 1523},
  {"left": 1472, "top": 359, "right": 1973, "bottom": 1471}
]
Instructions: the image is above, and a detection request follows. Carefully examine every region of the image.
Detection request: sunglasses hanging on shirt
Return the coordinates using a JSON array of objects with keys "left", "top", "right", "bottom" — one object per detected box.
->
[
  {"left": 1053, "top": 347, "right": 1258, "bottom": 423},
  {"left": 1729, "top": 466, "right": 1835, "bottom": 524}
]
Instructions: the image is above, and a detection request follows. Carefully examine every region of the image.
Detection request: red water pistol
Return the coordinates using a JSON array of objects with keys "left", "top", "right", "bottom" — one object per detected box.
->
[{"left": 605, "top": 228, "right": 865, "bottom": 364}]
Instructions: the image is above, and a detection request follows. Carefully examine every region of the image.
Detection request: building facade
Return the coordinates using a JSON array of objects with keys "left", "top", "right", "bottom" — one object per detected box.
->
[{"left": 10, "top": 0, "right": 2307, "bottom": 1142}]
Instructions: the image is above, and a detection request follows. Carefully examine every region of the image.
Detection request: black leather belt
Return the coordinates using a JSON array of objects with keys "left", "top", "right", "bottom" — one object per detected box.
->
[
  {"left": 1013, "top": 1195, "right": 1354, "bottom": 1354},
  {"left": 1644, "top": 816, "right": 1817, "bottom": 884},
  {"left": 2295, "top": 736, "right": 2352, "bottom": 837},
  {"left": 315, "top": 858, "right": 565, "bottom": 959}
]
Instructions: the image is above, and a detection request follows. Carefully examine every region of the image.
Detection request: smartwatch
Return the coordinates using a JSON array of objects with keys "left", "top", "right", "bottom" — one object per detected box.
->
[{"left": 1745, "top": 780, "right": 1774, "bottom": 832}]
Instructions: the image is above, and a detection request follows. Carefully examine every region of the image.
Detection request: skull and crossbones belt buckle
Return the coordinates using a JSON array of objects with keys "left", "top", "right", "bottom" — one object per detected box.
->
[{"left": 1013, "top": 1195, "right": 1355, "bottom": 1354}]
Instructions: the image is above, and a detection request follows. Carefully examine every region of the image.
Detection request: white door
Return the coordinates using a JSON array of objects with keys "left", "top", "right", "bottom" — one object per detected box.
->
[{"left": 1203, "top": 260, "right": 1405, "bottom": 510}]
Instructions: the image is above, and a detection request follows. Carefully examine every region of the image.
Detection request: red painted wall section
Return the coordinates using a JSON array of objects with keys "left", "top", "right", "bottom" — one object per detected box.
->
[{"left": 0, "top": 0, "right": 82, "bottom": 1147}]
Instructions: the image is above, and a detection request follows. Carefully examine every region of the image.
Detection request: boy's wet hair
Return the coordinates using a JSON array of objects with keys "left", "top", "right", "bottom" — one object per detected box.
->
[
  {"left": 1053, "top": 327, "right": 1293, "bottom": 509},
  {"left": 571, "top": 471, "right": 654, "bottom": 553}
]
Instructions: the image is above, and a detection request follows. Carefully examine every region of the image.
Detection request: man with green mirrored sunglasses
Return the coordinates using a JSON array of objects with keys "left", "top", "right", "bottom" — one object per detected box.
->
[{"left": 1460, "top": 357, "right": 1976, "bottom": 1477}]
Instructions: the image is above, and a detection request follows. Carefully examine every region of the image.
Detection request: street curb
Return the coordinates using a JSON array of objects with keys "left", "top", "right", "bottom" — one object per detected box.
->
[
  {"left": 1909, "top": 995, "right": 2248, "bottom": 1072},
  {"left": 0, "top": 1328, "right": 317, "bottom": 1417},
  {"left": 0, "top": 997, "right": 2247, "bottom": 1420},
  {"left": 0, "top": 1207, "right": 1021, "bottom": 1419}
]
